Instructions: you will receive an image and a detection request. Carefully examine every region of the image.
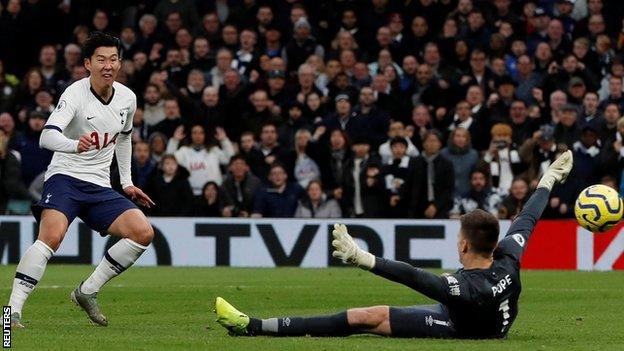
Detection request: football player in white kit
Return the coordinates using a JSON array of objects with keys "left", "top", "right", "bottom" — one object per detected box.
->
[{"left": 8, "top": 32, "right": 155, "bottom": 328}]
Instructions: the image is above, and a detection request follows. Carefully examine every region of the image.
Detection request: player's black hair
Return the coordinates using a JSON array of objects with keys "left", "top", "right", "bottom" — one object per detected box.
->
[
  {"left": 460, "top": 209, "right": 500, "bottom": 255},
  {"left": 82, "top": 31, "right": 122, "bottom": 60}
]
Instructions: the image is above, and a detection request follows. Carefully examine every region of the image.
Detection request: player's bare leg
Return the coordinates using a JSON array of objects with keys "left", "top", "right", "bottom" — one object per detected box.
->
[
  {"left": 72, "top": 209, "right": 153, "bottom": 326},
  {"left": 8, "top": 209, "right": 67, "bottom": 328}
]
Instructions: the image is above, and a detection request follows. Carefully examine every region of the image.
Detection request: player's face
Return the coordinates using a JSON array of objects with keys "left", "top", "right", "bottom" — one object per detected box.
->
[{"left": 86, "top": 46, "right": 121, "bottom": 87}]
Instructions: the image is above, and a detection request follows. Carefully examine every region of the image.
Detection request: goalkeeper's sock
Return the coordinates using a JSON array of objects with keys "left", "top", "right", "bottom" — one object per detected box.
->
[
  {"left": 8, "top": 240, "right": 55, "bottom": 316},
  {"left": 247, "top": 312, "right": 352, "bottom": 336},
  {"left": 81, "top": 238, "right": 148, "bottom": 294}
]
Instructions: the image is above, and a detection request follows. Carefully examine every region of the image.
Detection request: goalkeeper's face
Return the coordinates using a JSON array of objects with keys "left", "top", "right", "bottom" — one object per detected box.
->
[{"left": 85, "top": 46, "right": 121, "bottom": 87}]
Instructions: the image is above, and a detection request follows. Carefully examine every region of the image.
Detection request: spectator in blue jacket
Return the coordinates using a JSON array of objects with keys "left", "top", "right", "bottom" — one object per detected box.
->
[{"left": 252, "top": 162, "right": 303, "bottom": 218}]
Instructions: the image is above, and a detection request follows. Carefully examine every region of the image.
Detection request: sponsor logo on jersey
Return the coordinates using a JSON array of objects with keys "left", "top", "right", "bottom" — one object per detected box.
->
[
  {"left": 425, "top": 315, "right": 433, "bottom": 327},
  {"left": 282, "top": 317, "right": 290, "bottom": 327},
  {"left": 86, "top": 116, "right": 96, "bottom": 120}
]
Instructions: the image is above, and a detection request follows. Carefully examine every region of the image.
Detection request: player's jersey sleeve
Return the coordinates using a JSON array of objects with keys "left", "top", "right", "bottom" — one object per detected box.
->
[
  {"left": 121, "top": 98, "right": 135, "bottom": 134},
  {"left": 40, "top": 86, "right": 82, "bottom": 153},
  {"left": 497, "top": 187, "right": 550, "bottom": 261},
  {"left": 371, "top": 258, "right": 469, "bottom": 305},
  {"left": 115, "top": 92, "right": 136, "bottom": 189}
]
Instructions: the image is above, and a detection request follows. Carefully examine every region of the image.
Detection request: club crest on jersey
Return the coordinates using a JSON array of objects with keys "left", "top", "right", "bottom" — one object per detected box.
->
[
  {"left": 44, "top": 193, "right": 52, "bottom": 203},
  {"left": 55, "top": 100, "right": 66, "bottom": 112}
]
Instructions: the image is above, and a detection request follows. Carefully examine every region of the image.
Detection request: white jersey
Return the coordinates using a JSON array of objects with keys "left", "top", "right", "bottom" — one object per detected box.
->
[
  {"left": 43, "top": 77, "right": 136, "bottom": 188},
  {"left": 166, "top": 138, "right": 235, "bottom": 195}
]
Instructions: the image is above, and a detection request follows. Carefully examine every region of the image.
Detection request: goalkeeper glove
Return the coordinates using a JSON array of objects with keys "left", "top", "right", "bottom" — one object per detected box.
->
[
  {"left": 537, "top": 150, "right": 573, "bottom": 191},
  {"left": 331, "top": 223, "right": 375, "bottom": 270}
]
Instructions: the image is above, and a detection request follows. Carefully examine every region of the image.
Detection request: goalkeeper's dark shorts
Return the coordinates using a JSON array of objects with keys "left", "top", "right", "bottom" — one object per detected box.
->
[{"left": 389, "top": 304, "right": 456, "bottom": 338}]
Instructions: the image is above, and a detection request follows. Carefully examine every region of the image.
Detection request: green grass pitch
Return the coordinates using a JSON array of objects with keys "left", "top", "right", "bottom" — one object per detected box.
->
[{"left": 1, "top": 265, "right": 622, "bottom": 350}]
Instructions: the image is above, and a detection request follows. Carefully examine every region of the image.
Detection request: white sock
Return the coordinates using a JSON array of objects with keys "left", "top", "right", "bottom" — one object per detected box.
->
[
  {"left": 80, "top": 238, "right": 148, "bottom": 295},
  {"left": 8, "top": 240, "right": 55, "bottom": 316}
]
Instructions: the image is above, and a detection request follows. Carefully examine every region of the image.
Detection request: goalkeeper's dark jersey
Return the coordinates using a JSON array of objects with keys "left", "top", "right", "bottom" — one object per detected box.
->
[
  {"left": 441, "top": 236, "right": 525, "bottom": 338},
  {"left": 373, "top": 188, "right": 549, "bottom": 339}
]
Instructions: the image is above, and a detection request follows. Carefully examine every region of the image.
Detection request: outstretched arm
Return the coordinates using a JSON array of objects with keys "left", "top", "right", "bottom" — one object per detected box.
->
[
  {"left": 371, "top": 257, "right": 452, "bottom": 304},
  {"left": 497, "top": 150, "right": 573, "bottom": 260},
  {"left": 331, "top": 224, "right": 452, "bottom": 304}
]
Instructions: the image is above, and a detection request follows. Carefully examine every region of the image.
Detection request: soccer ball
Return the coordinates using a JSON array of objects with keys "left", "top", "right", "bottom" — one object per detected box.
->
[{"left": 574, "top": 184, "right": 624, "bottom": 233}]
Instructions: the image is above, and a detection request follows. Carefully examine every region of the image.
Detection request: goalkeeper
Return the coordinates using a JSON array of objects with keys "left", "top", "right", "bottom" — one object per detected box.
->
[{"left": 214, "top": 151, "right": 573, "bottom": 339}]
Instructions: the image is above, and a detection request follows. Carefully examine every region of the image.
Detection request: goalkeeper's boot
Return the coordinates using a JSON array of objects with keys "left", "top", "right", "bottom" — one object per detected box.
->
[
  {"left": 70, "top": 282, "right": 108, "bottom": 326},
  {"left": 10, "top": 312, "right": 24, "bottom": 329},
  {"left": 215, "top": 297, "right": 250, "bottom": 336}
]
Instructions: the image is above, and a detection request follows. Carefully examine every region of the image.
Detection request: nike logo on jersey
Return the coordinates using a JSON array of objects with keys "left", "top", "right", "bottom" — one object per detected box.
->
[{"left": 87, "top": 116, "right": 96, "bottom": 120}]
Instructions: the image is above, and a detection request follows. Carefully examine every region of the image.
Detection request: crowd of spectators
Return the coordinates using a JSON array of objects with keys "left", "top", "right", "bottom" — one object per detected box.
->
[{"left": 1, "top": 0, "right": 624, "bottom": 219}]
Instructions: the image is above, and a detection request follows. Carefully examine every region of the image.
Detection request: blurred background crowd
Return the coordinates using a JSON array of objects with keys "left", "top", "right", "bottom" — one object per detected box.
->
[{"left": 1, "top": 0, "right": 624, "bottom": 219}]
